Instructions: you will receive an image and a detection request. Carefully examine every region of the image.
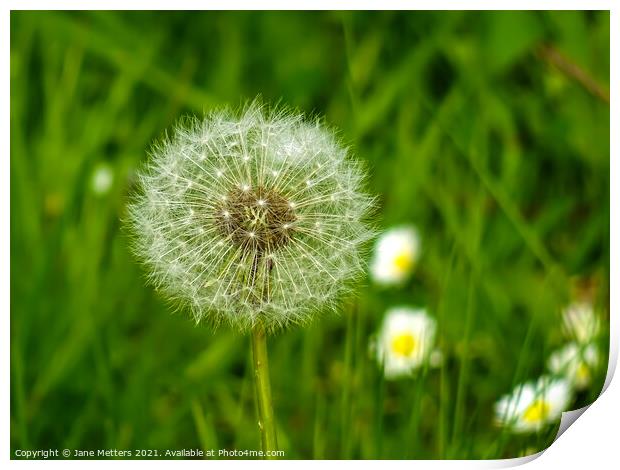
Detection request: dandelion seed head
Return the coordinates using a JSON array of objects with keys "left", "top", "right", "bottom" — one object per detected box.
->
[{"left": 127, "top": 103, "right": 375, "bottom": 333}]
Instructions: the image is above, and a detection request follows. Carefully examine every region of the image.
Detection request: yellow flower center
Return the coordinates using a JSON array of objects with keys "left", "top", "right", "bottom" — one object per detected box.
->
[
  {"left": 391, "top": 333, "right": 416, "bottom": 357},
  {"left": 576, "top": 362, "right": 590, "bottom": 382},
  {"left": 522, "top": 399, "right": 550, "bottom": 424},
  {"left": 393, "top": 250, "right": 413, "bottom": 272}
]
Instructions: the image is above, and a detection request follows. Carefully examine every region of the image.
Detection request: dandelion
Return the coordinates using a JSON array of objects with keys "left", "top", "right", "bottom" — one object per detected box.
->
[
  {"left": 548, "top": 342, "right": 600, "bottom": 390},
  {"left": 126, "top": 103, "right": 374, "bottom": 455},
  {"left": 370, "top": 225, "right": 420, "bottom": 286},
  {"left": 494, "top": 376, "right": 571, "bottom": 433},
  {"left": 562, "top": 301, "right": 600, "bottom": 344},
  {"left": 91, "top": 162, "right": 114, "bottom": 196},
  {"left": 373, "top": 306, "right": 438, "bottom": 379}
]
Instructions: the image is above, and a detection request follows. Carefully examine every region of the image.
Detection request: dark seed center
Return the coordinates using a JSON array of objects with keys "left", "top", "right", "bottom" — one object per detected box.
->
[{"left": 216, "top": 186, "right": 297, "bottom": 252}]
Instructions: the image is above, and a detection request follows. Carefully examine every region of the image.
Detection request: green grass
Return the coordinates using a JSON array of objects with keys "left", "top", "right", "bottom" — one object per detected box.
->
[{"left": 10, "top": 10, "right": 610, "bottom": 459}]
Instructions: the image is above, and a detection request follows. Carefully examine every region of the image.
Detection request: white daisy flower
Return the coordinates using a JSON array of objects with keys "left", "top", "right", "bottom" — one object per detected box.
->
[
  {"left": 370, "top": 226, "right": 420, "bottom": 285},
  {"left": 494, "top": 376, "right": 571, "bottom": 433},
  {"left": 91, "top": 163, "right": 114, "bottom": 196},
  {"left": 374, "top": 306, "right": 437, "bottom": 379},
  {"left": 562, "top": 301, "right": 600, "bottom": 344},
  {"left": 548, "top": 343, "right": 600, "bottom": 390}
]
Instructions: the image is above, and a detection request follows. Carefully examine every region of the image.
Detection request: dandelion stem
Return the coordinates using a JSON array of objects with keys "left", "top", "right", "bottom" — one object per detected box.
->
[{"left": 251, "top": 326, "right": 278, "bottom": 458}]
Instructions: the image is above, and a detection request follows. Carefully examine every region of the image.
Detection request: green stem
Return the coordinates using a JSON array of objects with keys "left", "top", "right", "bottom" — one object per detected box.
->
[{"left": 251, "top": 326, "right": 278, "bottom": 458}]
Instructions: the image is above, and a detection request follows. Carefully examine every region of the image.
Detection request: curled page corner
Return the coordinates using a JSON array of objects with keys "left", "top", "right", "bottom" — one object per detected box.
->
[
  {"left": 500, "top": 450, "right": 544, "bottom": 467},
  {"left": 553, "top": 336, "right": 618, "bottom": 442},
  {"left": 555, "top": 405, "right": 591, "bottom": 441},
  {"left": 493, "top": 406, "right": 595, "bottom": 469},
  {"left": 550, "top": 333, "right": 618, "bottom": 444},
  {"left": 494, "top": 335, "right": 617, "bottom": 468}
]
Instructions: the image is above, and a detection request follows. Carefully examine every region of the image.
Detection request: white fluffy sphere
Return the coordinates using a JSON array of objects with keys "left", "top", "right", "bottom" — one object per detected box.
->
[{"left": 127, "top": 104, "right": 374, "bottom": 332}]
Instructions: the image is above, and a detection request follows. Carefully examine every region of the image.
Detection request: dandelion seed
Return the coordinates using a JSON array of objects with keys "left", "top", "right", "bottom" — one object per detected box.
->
[
  {"left": 372, "top": 306, "right": 439, "bottom": 379},
  {"left": 370, "top": 225, "right": 420, "bottom": 286},
  {"left": 494, "top": 376, "right": 571, "bottom": 433}
]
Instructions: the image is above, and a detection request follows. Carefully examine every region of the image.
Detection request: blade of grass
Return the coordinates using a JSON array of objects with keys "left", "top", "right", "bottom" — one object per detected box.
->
[
  {"left": 339, "top": 301, "right": 356, "bottom": 458},
  {"left": 437, "top": 244, "right": 457, "bottom": 458},
  {"left": 450, "top": 272, "right": 477, "bottom": 457},
  {"left": 190, "top": 398, "right": 219, "bottom": 456}
]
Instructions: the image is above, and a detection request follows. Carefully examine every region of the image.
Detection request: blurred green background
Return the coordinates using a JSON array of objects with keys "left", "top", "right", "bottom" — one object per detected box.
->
[{"left": 10, "top": 11, "right": 610, "bottom": 459}]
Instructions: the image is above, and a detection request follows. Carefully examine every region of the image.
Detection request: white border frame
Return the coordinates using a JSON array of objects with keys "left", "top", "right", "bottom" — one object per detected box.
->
[{"left": 3, "top": 3, "right": 616, "bottom": 468}]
